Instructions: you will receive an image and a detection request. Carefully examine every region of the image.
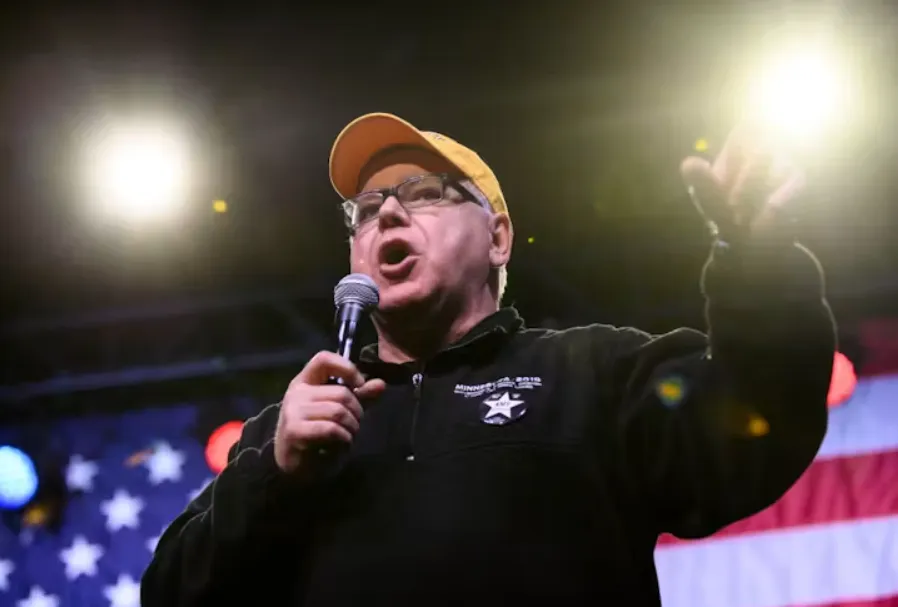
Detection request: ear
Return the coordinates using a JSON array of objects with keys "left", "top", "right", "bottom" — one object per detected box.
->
[{"left": 487, "top": 213, "right": 513, "bottom": 268}]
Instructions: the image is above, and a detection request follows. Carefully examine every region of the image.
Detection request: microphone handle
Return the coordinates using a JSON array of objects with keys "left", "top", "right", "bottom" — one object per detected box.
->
[
  {"left": 331, "top": 301, "right": 364, "bottom": 386},
  {"left": 336, "top": 301, "right": 363, "bottom": 358},
  {"left": 316, "top": 301, "right": 366, "bottom": 471}
]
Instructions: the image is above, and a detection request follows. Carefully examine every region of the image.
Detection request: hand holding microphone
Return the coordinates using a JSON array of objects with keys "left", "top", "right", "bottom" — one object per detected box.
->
[
  {"left": 274, "top": 351, "right": 385, "bottom": 475},
  {"left": 273, "top": 274, "right": 383, "bottom": 476}
]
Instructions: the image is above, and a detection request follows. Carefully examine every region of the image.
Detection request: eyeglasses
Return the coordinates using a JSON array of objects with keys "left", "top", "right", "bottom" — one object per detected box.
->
[{"left": 342, "top": 173, "right": 489, "bottom": 234}]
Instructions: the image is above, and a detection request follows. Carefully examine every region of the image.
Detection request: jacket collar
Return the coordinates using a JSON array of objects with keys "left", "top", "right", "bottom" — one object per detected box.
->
[{"left": 359, "top": 307, "right": 524, "bottom": 368}]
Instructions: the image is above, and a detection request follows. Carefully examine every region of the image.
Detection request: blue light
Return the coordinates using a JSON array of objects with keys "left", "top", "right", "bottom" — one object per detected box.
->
[{"left": 0, "top": 445, "right": 39, "bottom": 510}]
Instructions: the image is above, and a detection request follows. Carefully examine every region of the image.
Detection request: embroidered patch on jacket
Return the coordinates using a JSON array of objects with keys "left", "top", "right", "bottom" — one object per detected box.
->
[{"left": 478, "top": 392, "right": 528, "bottom": 426}]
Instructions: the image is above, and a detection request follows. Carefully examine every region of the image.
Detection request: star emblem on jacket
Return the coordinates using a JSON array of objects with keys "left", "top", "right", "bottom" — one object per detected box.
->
[{"left": 479, "top": 392, "right": 527, "bottom": 426}]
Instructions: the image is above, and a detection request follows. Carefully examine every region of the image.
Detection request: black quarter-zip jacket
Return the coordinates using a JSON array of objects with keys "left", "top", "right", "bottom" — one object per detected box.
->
[{"left": 141, "top": 241, "right": 836, "bottom": 607}]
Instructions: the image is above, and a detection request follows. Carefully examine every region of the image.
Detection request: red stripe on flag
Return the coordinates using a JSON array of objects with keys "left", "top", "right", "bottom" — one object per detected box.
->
[
  {"left": 657, "top": 447, "right": 898, "bottom": 546},
  {"left": 794, "top": 594, "right": 898, "bottom": 607}
]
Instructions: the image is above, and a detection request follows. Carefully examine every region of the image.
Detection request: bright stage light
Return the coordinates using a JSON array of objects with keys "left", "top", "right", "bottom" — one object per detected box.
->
[
  {"left": 83, "top": 120, "right": 192, "bottom": 222},
  {"left": 746, "top": 47, "right": 849, "bottom": 141}
]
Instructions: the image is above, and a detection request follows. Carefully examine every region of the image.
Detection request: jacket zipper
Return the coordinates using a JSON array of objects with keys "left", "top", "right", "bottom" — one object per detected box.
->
[{"left": 407, "top": 370, "right": 423, "bottom": 462}]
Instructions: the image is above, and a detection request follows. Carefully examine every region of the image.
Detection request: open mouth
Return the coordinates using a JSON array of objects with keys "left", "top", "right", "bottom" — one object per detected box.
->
[{"left": 379, "top": 241, "right": 412, "bottom": 266}]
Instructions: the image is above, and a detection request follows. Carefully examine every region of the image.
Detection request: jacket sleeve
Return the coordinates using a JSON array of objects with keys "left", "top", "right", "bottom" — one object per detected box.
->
[
  {"left": 140, "top": 403, "right": 321, "bottom": 606},
  {"left": 608, "top": 239, "right": 836, "bottom": 539}
]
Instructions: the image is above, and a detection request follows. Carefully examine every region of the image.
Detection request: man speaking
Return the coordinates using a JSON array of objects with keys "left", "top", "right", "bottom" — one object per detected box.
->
[{"left": 141, "top": 113, "right": 836, "bottom": 606}]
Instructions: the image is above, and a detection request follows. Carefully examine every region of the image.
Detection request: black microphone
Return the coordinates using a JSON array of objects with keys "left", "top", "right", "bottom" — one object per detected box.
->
[
  {"left": 333, "top": 273, "right": 379, "bottom": 379},
  {"left": 312, "top": 274, "right": 379, "bottom": 468}
]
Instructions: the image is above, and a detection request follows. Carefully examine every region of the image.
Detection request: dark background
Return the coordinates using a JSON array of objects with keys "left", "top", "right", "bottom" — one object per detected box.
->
[{"left": 1, "top": 1, "right": 895, "bottom": 420}]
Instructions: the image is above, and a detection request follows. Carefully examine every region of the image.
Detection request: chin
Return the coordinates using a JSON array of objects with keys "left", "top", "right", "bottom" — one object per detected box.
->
[{"left": 376, "top": 280, "right": 433, "bottom": 314}]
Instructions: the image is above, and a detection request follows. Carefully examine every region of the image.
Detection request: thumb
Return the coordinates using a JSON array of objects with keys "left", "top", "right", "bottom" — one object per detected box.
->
[
  {"left": 355, "top": 378, "right": 387, "bottom": 400},
  {"left": 680, "top": 156, "right": 717, "bottom": 198},
  {"left": 680, "top": 156, "right": 729, "bottom": 229}
]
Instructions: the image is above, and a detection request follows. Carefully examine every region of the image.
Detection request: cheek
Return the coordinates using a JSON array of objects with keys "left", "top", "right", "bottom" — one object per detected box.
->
[
  {"left": 430, "top": 222, "right": 489, "bottom": 268},
  {"left": 349, "top": 238, "right": 373, "bottom": 272}
]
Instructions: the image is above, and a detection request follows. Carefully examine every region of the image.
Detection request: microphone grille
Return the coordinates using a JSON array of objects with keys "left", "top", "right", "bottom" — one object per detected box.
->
[{"left": 334, "top": 273, "right": 380, "bottom": 309}]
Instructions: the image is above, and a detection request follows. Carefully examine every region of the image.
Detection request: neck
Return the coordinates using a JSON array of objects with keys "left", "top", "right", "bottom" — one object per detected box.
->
[{"left": 373, "top": 288, "right": 499, "bottom": 364}]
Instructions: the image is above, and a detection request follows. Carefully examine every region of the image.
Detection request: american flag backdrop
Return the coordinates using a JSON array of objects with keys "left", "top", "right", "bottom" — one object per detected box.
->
[
  {"left": 0, "top": 374, "right": 896, "bottom": 607},
  {"left": 655, "top": 372, "right": 898, "bottom": 607}
]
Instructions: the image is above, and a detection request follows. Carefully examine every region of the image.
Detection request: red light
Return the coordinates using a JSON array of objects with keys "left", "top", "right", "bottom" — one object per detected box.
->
[
  {"left": 827, "top": 351, "right": 857, "bottom": 409},
  {"left": 205, "top": 421, "right": 243, "bottom": 474}
]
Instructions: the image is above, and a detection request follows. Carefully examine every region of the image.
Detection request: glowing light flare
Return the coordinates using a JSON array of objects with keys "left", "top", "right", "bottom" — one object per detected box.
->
[
  {"left": 22, "top": 503, "right": 51, "bottom": 527},
  {"left": 124, "top": 449, "right": 153, "bottom": 467},
  {"left": 746, "top": 49, "right": 849, "bottom": 141},
  {"left": 84, "top": 121, "right": 192, "bottom": 222},
  {"left": 655, "top": 375, "right": 688, "bottom": 408},
  {"left": 205, "top": 421, "right": 244, "bottom": 474},
  {"left": 0, "top": 446, "right": 39, "bottom": 510},
  {"left": 747, "top": 415, "right": 770, "bottom": 437}
]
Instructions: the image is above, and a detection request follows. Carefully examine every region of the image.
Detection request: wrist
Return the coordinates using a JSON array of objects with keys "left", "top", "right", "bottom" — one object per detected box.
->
[{"left": 701, "top": 239, "right": 825, "bottom": 305}]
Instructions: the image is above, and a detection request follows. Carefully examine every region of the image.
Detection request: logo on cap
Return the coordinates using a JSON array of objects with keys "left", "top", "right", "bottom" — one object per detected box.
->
[{"left": 479, "top": 392, "right": 527, "bottom": 426}]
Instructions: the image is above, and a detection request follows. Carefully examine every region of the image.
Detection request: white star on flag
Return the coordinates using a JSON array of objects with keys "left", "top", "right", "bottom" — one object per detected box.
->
[
  {"left": 0, "top": 559, "right": 13, "bottom": 591},
  {"left": 16, "top": 586, "right": 58, "bottom": 607},
  {"left": 100, "top": 489, "right": 144, "bottom": 532},
  {"left": 483, "top": 392, "right": 525, "bottom": 420},
  {"left": 59, "top": 535, "right": 104, "bottom": 580},
  {"left": 147, "top": 532, "right": 162, "bottom": 553},
  {"left": 188, "top": 477, "right": 213, "bottom": 502},
  {"left": 143, "top": 442, "right": 185, "bottom": 485},
  {"left": 103, "top": 574, "right": 141, "bottom": 607},
  {"left": 66, "top": 455, "right": 99, "bottom": 492}
]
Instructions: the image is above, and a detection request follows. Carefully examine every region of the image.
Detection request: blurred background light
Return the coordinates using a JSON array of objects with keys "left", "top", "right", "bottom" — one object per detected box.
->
[
  {"left": 81, "top": 118, "right": 193, "bottom": 224},
  {"left": 828, "top": 351, "right": 858, "bottom": 408},
  {"left": 204, "top": 421, "right": 243, "bottom": 474},
  {"left": 0, "top": 446, "right": 39, "bottom": 510}
]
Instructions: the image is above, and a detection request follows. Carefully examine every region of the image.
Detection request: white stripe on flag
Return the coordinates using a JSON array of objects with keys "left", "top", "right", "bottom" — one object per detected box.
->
[
  {"left": 818, "top": 374, "right": 898, "bottom": 460},
  {"left": 655, "top": 515, "right": 898, "bottom": 607}
]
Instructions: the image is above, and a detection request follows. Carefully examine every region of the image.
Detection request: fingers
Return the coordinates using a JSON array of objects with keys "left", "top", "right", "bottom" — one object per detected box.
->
[
  {"left": 304, "top": 384, "right": 365, "bottom": 418},
  {"left": 730, "top": 149, "right": 803, "bottom": 227},
  {"left": 728, "top": 152, "right": 774, "bottom": 224},
  {"left": 683, "top": 126, "right": 804, "bottom": 231},
  {"left": 355, "top": 378, "right": 387, "bottom": 400},
  {"left": 679, "top": 156, "right": 712, "bottom": 184},
  {"left": 711, "top": 122, "right": 752, "bottom": 186},
  {"left": 293, "top": 420, "right": 354, "bottom": 446},
  {"left": 295, "top": 351, "right": 366, "bottom": 388},
  {"left": 767, "top": 169, "right": 806, "bottom": 211},
  {"left": 698, "top": 121, "right": 772, "bottom": 193},
  {"left": 281, "top": 362, "right": 385, "bottom": 444},
  {"left": 301, "top": 400, "right": 361, "bottom": 434},
  {"left": 276, "top": 353, "right": 385, "bottom": 474},
  {"left": 680, "top": 156, "right": 719, "bottom": 194},
  {"left": 278, "top": 387, "right": 364, "bottom": 459}
]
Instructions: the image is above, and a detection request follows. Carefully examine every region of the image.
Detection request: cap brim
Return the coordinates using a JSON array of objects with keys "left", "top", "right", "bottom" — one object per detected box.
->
[{"left": 329, "top": 113, "right": 442, "bottom": 199}]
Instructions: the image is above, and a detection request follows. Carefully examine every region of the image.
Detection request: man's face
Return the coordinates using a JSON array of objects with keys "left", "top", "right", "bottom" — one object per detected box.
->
[{"left": 349, "top": 148, "right": 502, "bottom": 314}]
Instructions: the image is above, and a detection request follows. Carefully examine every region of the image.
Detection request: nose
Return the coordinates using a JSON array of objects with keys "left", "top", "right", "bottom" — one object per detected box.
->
[{"left": 377, "top": 195, "right": 410, "bottom": 231}]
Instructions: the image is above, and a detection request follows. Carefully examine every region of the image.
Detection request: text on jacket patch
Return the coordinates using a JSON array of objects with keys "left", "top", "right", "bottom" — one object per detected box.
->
[{"left": 454, "top": 376, "right": 543, "bottom": 399}]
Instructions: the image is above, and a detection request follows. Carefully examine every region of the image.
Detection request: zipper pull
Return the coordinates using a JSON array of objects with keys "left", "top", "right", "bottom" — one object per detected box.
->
[
  {"left": 407, "top": 372, "right": 424, "bottom": 462},
  {"left": 412, "top": 372, "right": 423, "bottom": 396}
]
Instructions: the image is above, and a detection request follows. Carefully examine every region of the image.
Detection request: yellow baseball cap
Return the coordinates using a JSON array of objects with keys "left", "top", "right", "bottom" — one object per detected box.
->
[{"left": 329, "top": 112, "right": 508, "bottom": 216}]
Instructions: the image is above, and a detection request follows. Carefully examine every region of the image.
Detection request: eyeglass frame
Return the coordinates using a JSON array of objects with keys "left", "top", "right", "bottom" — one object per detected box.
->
[{"left": 342, "top": 172, "right": 492, "bottom": 235}]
